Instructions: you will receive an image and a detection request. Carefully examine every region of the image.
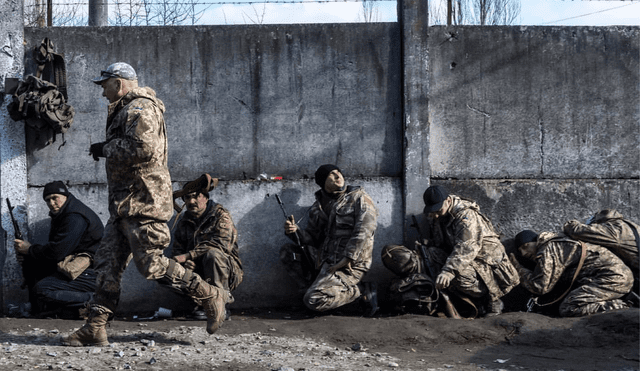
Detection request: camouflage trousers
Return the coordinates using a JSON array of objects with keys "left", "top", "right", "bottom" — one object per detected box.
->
[
  {"left": 558, "top": 265, "right": 633, "bottom": 317},
  {"left": 303, "top": 262, "right": 366, "bottom": 312},
  {"left": 183, "top": 248, "right": 243, "bottom": 300},
  {"left": 91, "top": 217, "right": 174, "bottom": 312}
]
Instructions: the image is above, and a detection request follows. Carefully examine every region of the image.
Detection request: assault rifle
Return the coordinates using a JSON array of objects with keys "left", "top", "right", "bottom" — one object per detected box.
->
[
  {"left": 6, "top": 198, "right": 23, "bottom": 240},
  {"left": 275, "top": 194, "right": 315, "bottom": 275},
  {"left": 411, "top": 215, "right": 461, "bottom": 319}
]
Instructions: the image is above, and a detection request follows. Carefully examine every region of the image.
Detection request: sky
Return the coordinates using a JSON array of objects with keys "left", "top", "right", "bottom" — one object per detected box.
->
[{"left": 195, "top": 0, "right": 640, "bottom": 26}]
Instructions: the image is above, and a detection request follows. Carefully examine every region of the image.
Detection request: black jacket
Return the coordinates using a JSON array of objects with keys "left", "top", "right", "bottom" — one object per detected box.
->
[{"left": 29, "top": 193, "right": 104, "bottom": 263}]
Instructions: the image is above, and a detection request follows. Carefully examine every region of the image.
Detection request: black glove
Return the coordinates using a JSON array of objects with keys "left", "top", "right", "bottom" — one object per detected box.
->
[{"left": 89, "top": 142, "right": 106, "bottom": 161}]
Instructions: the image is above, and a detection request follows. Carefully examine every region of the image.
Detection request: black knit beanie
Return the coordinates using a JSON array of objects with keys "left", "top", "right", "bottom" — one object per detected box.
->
[
  {"left": 514, "top": 230, "right": 538, "bottom": 248},
  {"left": 43, "top": 181, "right": 70, "bottom": 199},
  {"left": 314, "top": 164, "right": 341, "bottom": 188}
]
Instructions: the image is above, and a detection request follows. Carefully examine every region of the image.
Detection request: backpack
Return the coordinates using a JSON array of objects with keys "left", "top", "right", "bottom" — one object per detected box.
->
[
  {"left": 6, "top": 38, "right": 74, "bottom": 148},
  {"left": 388, "top": 273, "right": 439, "bottom": 315}
]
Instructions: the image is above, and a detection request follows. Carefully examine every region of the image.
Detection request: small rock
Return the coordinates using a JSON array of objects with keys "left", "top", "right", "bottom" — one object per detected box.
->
[
  {"left": 115, "top": 351, "right": 125, "bottom": 358},
  {"left": 351, "top": 343, "right": 362, "bottom": 351},
  {"left": 388, "top": 362, "right": 399, "bottom": 367},
  {"left": 46, "top": 352, "right": 57, "bottom": 357},
  {"left": 148, "top": 357, "right": 157, "bottom": 365}
]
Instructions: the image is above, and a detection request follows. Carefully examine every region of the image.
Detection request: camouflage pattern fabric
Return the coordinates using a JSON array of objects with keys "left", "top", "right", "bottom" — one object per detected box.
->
[
  {"left": 91, "top": 87, "right": 181, "bottom": 313},
  {"left": 427, "top": 196, "right": 519, "bottom": 301},
  {"left": 172, "top": 200, "right": 243, "bottom": 294},
  {"left": 516, "top": 232, "right": 633, "bottom": 317},
  {"left": 93, "top": 218, "right": 171, "bottom": 312},
  {"left": 285, "top": 185, "right": 378, "bottom": 312},
  {"left": 102, "top": 87, "right": 173, "bottom": 222},
  {"left": 563, "top": 210, "right": 639, "bottom": 273}
]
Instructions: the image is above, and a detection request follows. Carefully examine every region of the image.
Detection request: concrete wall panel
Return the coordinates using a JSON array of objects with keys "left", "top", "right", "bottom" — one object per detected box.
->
[{"left": 429, "top": 26, "right": 639, "bottom": 179}]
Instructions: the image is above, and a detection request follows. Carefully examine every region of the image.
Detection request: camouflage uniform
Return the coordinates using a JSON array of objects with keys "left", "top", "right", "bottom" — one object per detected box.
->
[
  {"left": 516, "top": 232, "right": 633, "bottom": 317},
  {"left": 563, "top": 210, "right": 639, "bottom": 292},
  {"left": 172, "top": 200, "right": 243, "bottom": 298},
  {"left": 420, "top": 196, "right": 518, "bottom": 302},
  {"left": 91, "top": 87, "right": 211, "bottom": 313},
  {"left": 281, "top": 186, "right": 378, "bottom": 312}
]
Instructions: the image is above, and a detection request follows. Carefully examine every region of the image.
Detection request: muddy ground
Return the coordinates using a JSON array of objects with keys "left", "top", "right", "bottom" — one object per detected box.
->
[{"left": 0, "top": 307, "right": 637, "bottom": 371}]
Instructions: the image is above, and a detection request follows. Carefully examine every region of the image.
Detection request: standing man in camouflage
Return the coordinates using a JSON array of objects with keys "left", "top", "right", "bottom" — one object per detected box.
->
[
  {"left": 563, "top": 209, "right": 639, "bottom": 295},
  {"left": 383, "top": 185, "right": 519, "bottom": 316},
  {"left": 280, "top": 164, "right": 379, "bottom": 316},
  {"left": 63, "top": 63, "right": 226, "bottom": 347},
  {"left": 511, "top": 230, "right": 633, "bottom": 317},
  {"left": 170, "top": 174, "right": 243, "bottom": 320}
]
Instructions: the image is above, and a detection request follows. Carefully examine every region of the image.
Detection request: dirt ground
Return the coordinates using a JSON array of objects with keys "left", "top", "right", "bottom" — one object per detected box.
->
[{"left": 0, "top": 306, "right": 637, "bottom": 371}]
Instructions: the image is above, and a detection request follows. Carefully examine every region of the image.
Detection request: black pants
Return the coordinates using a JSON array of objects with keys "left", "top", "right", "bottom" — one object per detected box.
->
[{"left": 23, "top": 257, "right": 97, "bottom": 313}]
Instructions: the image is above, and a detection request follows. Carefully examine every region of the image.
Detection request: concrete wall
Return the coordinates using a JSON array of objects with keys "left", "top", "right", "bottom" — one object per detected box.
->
[
  {"left": 2, "top": 23, "right": 637, "bottom": 314},
  {"left": 427, "top": 26, "right": 639, "bottom": 244},
  {"left": 20, "top": 24, "right": 404, "bottom": 313}
]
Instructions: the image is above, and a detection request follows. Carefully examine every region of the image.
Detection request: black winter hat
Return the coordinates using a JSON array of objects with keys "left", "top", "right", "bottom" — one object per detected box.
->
[
  {"left": 43, "top": 181, "right": 69, "bottom": 199},
  {"left": 315, "top": 164, "right": 341, "bottom": 188},
  {"left": 514, "top": 230, "right": 538, "bottom": 248}
]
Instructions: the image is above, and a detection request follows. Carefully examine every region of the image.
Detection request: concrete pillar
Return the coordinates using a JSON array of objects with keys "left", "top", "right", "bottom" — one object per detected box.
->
[
  {"left": 0, "top": 0, "right": 29, "bottom": 311},
  {"left": 398, "top": 0, "right": 430, "bottom": 242},
  {"left": 88, "top": 0, "right": 108, "bottom": 27}
]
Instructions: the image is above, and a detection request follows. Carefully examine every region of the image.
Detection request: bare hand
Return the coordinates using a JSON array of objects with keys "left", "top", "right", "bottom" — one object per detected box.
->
[
  {"left": 328, "top": 257, "right": 352, "bottom": 275},
  {"left": 435, "top": 271, "right": 455, "bottom": 290},
  {"left": 14, "top": 239, "right": 30, "bottom": 256},
  {"left": 184, "top": 260, "right": 196, "bottom": 270},
  {"left": 509, "top": 253, "right": 519, "bottom": 267},
  {"left": 284, "top": 215, "right": 298, "bottom": 235},
  {"left": 173, "top": 254, "right": 189, "bottom": 264}
]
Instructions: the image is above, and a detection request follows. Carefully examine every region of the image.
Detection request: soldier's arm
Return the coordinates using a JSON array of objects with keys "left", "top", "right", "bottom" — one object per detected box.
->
[
  {"left": 441, "top": 209, "right": 484, "bottom": 274},
  {"left": 103, "top": 100, "right": 163, "bottom": 164},
  {"left": 30, "top": 214, "right": 88, "bottom": 262},
  {"left": 518, "top": 244, "right": 566, "bottom": 296},
  {"left": 343, "top": 192, "right": 378, "bottom": 262},
  {"left": 563, "top": 220, "right": 617, "bottom": 240}
]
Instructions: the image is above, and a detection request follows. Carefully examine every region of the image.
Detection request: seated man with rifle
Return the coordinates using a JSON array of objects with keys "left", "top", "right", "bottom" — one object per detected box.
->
[
  {"left": 279, "top": 164, "right": 379, "bottom": 316},
  {"left": 382, "top": 185, "right": 519, "bottom": 317},
  {"left": 12, "top": 181, "right": 104, "bottom": 318},
  {"left": 510, "top": 229, "right": 633, "bottom": 317},
  {"left": 169, "top": 174, "right": 243, "bottom": 322}
]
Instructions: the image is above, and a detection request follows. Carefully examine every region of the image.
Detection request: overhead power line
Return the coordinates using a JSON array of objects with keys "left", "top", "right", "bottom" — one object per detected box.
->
[{"left": 543, "top": 0, "right": 639, "bottom": 24}]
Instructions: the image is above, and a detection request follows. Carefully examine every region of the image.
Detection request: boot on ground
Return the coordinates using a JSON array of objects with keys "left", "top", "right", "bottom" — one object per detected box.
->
[{"left": 62, "top": 306, "right": 110, "bottom": 347}]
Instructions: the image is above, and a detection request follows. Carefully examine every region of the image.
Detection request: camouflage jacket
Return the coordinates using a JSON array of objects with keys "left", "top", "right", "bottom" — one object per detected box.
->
[
  {"left": 517, "top": 232, "right": 630, "bottom": 296},
  {"left": 102, "top": 87, "right": 173, "bottom": 222},
  {"left": 563, "top": 210, "right": 639, "bottom": 272},
  {"left": 172, "top": 200, "right": 242, "bottom": 269},
  {"left": 295, "top": 186, "right": 378, "bottom": 273},
  {"left": 429, "top": 195, "right": 519, "bottom": 299}
]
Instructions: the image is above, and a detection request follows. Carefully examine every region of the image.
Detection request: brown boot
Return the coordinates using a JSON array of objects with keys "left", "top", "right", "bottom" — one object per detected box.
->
[
  {"left": 62, "top": 307, "right": 110, "bottom": 347},
  {"left": 193, "top": 278, "right": 226, "bottom": 334}
]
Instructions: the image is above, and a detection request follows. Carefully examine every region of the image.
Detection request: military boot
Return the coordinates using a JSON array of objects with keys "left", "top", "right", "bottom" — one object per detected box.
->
[
  {"left": 191, "top": 275, "right": 226, "bottom": 334},
  {"left": 162, "top": 260, "right": 226, "bottom": 334},
  {"left": 62, "top": 306, "right": 111, "bottom": 346},
  {"left": 485, "top": 298, "right": 504, "bottom": 317}
]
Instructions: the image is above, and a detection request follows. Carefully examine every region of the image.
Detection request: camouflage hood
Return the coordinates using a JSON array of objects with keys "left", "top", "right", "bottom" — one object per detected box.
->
[
  {"left": 108, "top": 87, "right": 165, "bottom": 116},
  {"left": 591, "top": 209, "right": 624, "bottom": 224}
]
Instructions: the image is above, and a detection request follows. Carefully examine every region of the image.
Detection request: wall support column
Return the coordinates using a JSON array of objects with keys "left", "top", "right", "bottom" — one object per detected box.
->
[
  {"left": 399, "top": 0, "right": 430, "bottom": 242},
  {"left": 0, "top": 0, "right": 28, "bottom": 312}
]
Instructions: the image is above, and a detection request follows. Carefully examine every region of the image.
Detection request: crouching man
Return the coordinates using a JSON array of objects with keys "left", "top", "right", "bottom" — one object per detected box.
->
[
  {"left": 382, "top": 185, "right": 519, "bottom": 317},
  {"left": 511, "top": 230, "right": 633, "bottom": 317},
  {"left": 14, "top": 181, "right": 103, "bottom": 318},
  {"left": 170, "top": 175, "right": 243, "bottom": 321},
  {"left": 280, "top": 164, "right": 379, "bottom": 316}
]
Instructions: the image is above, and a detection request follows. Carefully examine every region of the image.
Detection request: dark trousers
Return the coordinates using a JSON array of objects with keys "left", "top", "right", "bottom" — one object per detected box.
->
[{"left": 23, "top": 257, "right": 96, "bottom": 313}]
